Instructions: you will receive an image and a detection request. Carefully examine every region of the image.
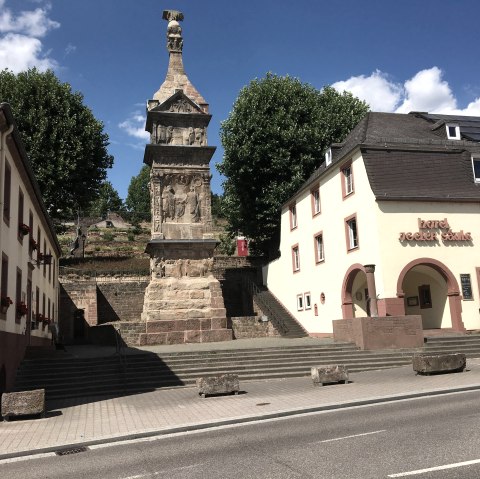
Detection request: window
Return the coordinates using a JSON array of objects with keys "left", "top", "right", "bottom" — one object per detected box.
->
[
  {"left": 345, "top": 215, "right": 359, "bottom": 251},
  {"left": 1, "top": 253, "right": 8, "bottom": 316},
  {"left": 16, "top": 268, "right": 22, "bottom": 323},
  {"left": 35, "top": 286, "right": 39, "bottom": 321},
  {"left": 3, "top": 161, "right": 11, "bottom": 224},
  {"left": 325, "top": 148, "right": 332, "bottom": 166},
  {"left": 311, "top": 187, "right": 321, "bottom": 215},
  {"left": 472, "top": 157, "right": 480, "bottom": 183},
  {"left": 304, "top": 292, "right": 311, "bottom": 310},
  {"left": 289, "top": 204, "right": 298, "bottom": 229},
  {"left": 48, "top": 250, "right": 52, "bottom": 283},
  {"left": 418, "top": 284, "right": 432, "bottom": 309},
  {"left": 341, "top": 162, "right": 354, "bottom": 198},
  {"left": 314, "top": 232, "right": 324, "bottom": 263},
  {"left": 297, "top": 294, "right": 304, "bottom": 311},
  {"left": 43, "top": 239, "right": 46, "bottom": 277},
  {"left": 446, "top": 124, "right": 460, "bottom": 140},
  {"left": 18, "top": 188, "right": 24, "bottom": 243},
  {"left": 292, "top": 245, "right": 300, "bottom": 272},
  {"left": 28, "top": 211, "right": 34, "bottom": 257}
]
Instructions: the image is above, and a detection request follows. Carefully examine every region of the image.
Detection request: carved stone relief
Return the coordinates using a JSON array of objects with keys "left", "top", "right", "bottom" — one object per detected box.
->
[
  {"left": 152, "top": 257, "right": 214, "bottom": 279},
  {"left": 151, "top": 173, "right": 204, "bottom": 226},
  {"left": 153, "top": 123, "right": 207, "bottom": 146}
]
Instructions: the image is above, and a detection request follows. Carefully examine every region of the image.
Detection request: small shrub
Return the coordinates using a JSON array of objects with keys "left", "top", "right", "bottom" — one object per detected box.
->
[
  {"left": 127, "top": 231, "right": 135, "bottom": 241},
  {"left": 103, "top": 231, "right": 115, "bottom": 242}
]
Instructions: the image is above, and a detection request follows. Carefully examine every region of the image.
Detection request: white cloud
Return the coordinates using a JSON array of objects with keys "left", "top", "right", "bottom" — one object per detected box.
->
[
  {"left": 0, "top": 5, "right": 59, "bottom": 37},
  {"left": 333, "top": 66, "right": 480, "bottom": 116},
  {"left": 0, "top": 32, "right": 57, "bottom": 71},
  {"left": 395, "top": 67, "right": 456, "bottom": 113},
  {"left": 64, "top": 43, "right": 76, "bottom": 57},
  {"left": 0, "top": 1, "right": 59, "bottom": 72},
  {"left": 332, "top": 70, "right": 402, "bottom": 112},
  {"left": 118, "top": 111, "right": 149, "bottom": 142}
]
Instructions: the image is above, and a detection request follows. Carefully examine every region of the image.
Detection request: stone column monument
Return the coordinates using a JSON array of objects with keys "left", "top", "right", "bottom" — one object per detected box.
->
[{"left": 139, "top": 10, "right": 233, "bottom": 345}]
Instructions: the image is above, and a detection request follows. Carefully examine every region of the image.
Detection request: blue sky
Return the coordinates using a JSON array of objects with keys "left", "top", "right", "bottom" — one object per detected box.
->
[{"left": 2, "top": 0, "right": 480, "bottom": 200}]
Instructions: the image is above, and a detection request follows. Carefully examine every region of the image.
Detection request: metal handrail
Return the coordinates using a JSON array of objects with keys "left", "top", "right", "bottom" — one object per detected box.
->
[
  {"left": 114, "top": 326, "right": 127, "bottom": 375},
  {"left": 242, "top": 275, "right": 289, "bottom": 335}
]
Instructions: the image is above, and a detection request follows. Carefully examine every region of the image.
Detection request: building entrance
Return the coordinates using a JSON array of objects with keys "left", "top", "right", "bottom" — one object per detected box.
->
[{"left": 397, "top": 258, "right": 465, "bottom": 332}]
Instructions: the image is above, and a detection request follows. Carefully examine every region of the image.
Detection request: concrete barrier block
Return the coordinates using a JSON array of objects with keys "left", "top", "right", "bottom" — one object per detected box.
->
[
  {"left": 1, "top": 389, "right": 45, "bottom": 421},
  {"left": 196, "top": 374, "right": 240, "bottom": 398},
  {"left": 413, "top": 353, "right": 466, "bottom": 375},
  {"left": 311, "top": 365, "right": 349, "bottom": 386}
]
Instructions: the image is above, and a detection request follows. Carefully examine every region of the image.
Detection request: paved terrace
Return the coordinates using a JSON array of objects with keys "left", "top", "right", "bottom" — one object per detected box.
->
[{"left": 1, "top": 338, "right": 480, "bottom": 460}]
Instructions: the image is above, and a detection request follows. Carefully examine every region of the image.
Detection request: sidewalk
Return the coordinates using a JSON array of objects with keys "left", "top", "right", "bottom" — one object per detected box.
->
[{"left": 2, "top": 359, "right": 480, "bottom": 460}]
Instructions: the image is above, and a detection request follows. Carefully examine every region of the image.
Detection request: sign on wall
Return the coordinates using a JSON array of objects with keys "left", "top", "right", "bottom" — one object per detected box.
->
[
  {"left": 460, "top": 274, "right": 473, "bottom": 300},
  {"left": 399, "top": 218, "right": 472, "bottom": 243}
]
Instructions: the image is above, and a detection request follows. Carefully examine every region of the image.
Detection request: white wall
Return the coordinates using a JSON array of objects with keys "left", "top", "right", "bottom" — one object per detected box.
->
[
  {"left": 0, "top": 138, "right": 59, "bottom": 338},
  {"left": 264, "top": 149, "right": 382, "bottom": 333}
]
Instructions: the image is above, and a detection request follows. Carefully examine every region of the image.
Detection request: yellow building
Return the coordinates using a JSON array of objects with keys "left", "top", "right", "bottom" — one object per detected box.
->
[
  {"left": 264, "top": 112, "right": 480, "bottom": 336},
  {"left": 0, "top": 103, "right": 61, "bottom": 394}
]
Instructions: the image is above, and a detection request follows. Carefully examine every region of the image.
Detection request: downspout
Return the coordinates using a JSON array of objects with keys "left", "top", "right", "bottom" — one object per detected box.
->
[{"left": 0, "top": 122, "right": 14, "bottom": 258}]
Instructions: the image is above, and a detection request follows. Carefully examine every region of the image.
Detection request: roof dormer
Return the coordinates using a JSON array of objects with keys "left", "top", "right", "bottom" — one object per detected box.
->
[{"left": 446, "top": 123, "right": 461, "bottom": 140}]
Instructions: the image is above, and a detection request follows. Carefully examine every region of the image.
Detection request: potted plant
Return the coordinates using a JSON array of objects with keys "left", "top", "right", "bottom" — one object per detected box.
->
[
  {"left": 30, "top": 237, "right": 37, "bottom": 251},
  {"left": 43, "top": 317, "right": 51, "bottom": 326},
  {"left": 1, "top": 296, "right": 12, "bottom": 314},
  {"left": 17, "top": 301, "right": 28, "bottom": 317},
  {"left": 37, "top": 313, "right": 44, "bottom": 323},
  {"left": 37, "top": 252, "right": 53, "bottom": 265},
  {"left": 19, "top": 223, "right": 30, "bottom": 236}
]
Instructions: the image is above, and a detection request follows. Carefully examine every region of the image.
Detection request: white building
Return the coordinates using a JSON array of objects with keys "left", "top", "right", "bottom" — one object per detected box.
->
[
  {"left": 264, "top": 112, "right": 480, "bottom": 336},
  {"left": 0, "top": 103, "right": 61, "bottom": 394}
]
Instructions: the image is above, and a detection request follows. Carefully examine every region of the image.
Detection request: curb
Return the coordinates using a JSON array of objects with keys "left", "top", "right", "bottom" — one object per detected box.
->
[{"left": 2, "top": 383, "right": 480, "bottom": 461}]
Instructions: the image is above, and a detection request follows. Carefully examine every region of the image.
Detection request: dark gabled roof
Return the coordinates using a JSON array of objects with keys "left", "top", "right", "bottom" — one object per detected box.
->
[
  {"left": 363, "top": 148, "right": 480, "bottom": 201},
  {"left": 286, "top": 111, "right": 480, "bottom": 206},
  {"left": 413, "top": 112, "right": 480, "bottom": 142}
]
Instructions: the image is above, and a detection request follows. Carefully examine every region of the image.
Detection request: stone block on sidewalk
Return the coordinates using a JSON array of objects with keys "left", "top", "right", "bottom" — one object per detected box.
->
[
  {"left": 311, "top": 365, "right": 349, "bottom": 386},
  {"left": 412, "top": 353, "right": 466, "bottom": 375},
  {"left": 1, "top": 389, "right": 45, "bottom": 421},
  {"left": 196, "top": 374, "right": 240, "bottom": 398}
]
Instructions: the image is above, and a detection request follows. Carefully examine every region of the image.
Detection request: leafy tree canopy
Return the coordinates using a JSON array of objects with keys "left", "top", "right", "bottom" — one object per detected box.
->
[
  {"left": 218, "top": 74, "right": 369, "bottom": 257},
  {"left": 0, "top": 68, "right": 113, "bottom": 221},
  {"left": 125, "top": 164, "right": 151, "bottom": 223},
  {"left": 86, "top": 181, "right": 124, "bottom": 218}
]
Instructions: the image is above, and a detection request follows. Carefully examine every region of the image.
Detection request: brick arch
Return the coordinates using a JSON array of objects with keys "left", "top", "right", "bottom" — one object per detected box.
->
[
  {"left": 341, "top": 263, "right": 366, "bottom": 319},
  {"left": 396, "top": 258, "right": 465, "bottom": 332}
]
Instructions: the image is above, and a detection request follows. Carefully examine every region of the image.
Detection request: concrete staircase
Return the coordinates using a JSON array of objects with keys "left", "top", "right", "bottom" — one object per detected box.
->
[
  {"left": 12, "top": 335, "right": 480, "bottom": 401},
  {"left": 249, "top": 282, "right": 308, "bottom": 338}
]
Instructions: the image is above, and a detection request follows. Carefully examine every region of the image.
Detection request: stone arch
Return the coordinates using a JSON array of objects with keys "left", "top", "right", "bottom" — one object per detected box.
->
[
  {"left": 341, "top": 263, "right": 366, "bottom": 319},
  {"left": 397, "top": 258, "right": 464, "bottom": 332}
]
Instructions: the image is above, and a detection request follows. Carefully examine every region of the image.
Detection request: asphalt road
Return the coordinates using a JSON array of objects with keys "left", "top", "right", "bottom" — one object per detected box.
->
[{"left": 2, "top": 390, "right": 480, "bottom": 478}]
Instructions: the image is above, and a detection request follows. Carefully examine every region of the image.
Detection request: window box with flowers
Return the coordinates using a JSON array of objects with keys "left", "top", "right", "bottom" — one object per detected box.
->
[
  {"left": 37, "top": 252, "right": 53, "bottom": 265},
  {"left": 17, "top": 301, "right": 28, "bottom": 318},
  {"left": 19, "top": 223, "right": 30, "bottom": 236},
  {"left": 29, "top": 237, "right": 37, "bottom": 251},
  {"left": 1, "top": 296, "right": 13, "bottom": 314}
]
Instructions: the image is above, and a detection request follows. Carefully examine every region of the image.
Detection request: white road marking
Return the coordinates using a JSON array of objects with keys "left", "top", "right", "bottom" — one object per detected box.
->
[
  {"left": 315, "top": 429, "right": 386, "bottom": 443},
  {"left": 388, "top": 458, "right": 480, "bottom": 477},
  {"left": 0, "top": 452, "right": 56, "bottom": 464},
  {"left": 121, "top": 463, "right": 205, "bottom": 479}
]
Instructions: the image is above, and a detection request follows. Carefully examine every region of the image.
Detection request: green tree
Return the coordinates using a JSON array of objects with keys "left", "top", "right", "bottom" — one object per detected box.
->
[
  {"left": 86, "top": 181, "right": 124, "bottom": 218},
  {"left": 211, "top": 192, "right": 225, "bottom": 219},
  {"left": 0, "top": 68, "right": 113, "bottom": 220},
  {"left": 218, "top": 74, "right": 369, "bottom": 257},
  {"left": 125, "top": 165, "right": 151, "bottom": 222}
]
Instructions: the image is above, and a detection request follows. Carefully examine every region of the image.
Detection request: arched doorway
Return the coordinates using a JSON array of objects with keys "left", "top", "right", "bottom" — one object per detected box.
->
[
  {"left": 397, "top": 258, "right": 464, "bottom": 332},
  {"left": 341, "top": 264, "right": 369, "bottom": 319}
]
